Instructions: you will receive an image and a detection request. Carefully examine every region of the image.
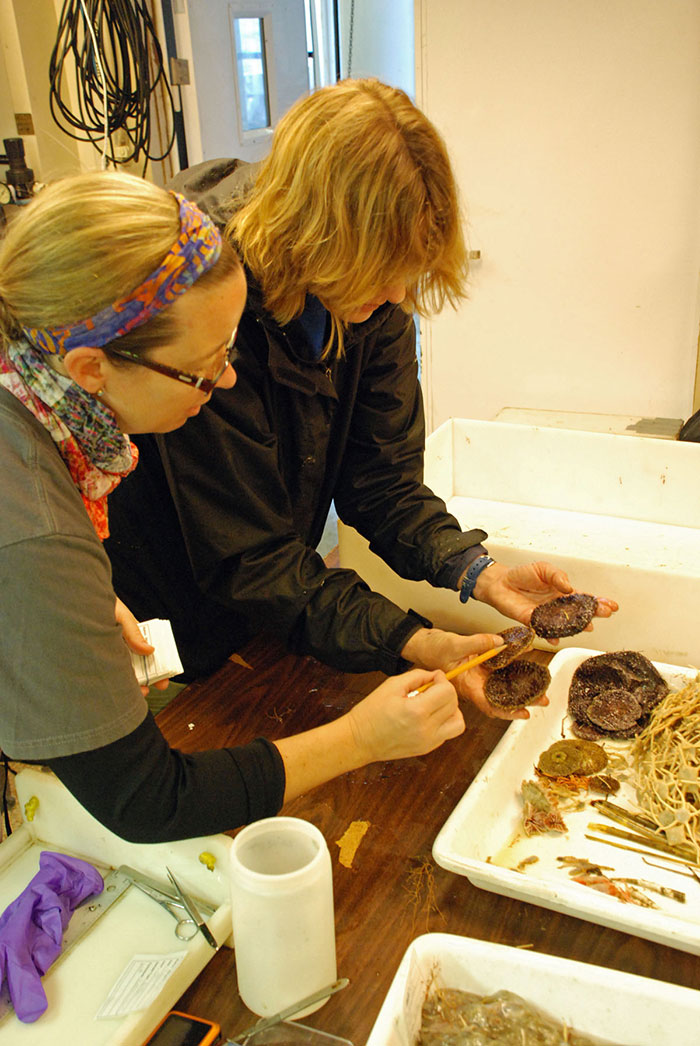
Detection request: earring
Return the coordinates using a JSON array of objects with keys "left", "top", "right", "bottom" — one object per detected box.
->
[{"left": 96, "top": 388, "right": 105, "bottom": 398}]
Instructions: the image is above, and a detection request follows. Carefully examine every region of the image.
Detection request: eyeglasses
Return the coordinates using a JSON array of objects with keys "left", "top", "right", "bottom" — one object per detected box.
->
[{"left": 105, "top": 327, "right": 238, "bottom": 395}]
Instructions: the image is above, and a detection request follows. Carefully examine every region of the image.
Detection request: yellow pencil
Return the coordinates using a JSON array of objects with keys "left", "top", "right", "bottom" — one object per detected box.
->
[{"left": 411, "top": 644, "right": 504, "bottom": 694}]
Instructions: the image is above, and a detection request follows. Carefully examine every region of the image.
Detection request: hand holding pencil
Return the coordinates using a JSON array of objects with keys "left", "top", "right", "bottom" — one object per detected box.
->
[
  {"left": 401, "top": 627, "right": 548, "bottom": 722},
  {"left": 409, "top": 644, "right": 505, "bottom": 694}
]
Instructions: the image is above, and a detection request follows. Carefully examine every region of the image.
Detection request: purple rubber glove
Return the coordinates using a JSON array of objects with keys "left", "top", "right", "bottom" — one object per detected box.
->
[{"left": 0, "top": 851, "right": 103, "bottom": 1022}]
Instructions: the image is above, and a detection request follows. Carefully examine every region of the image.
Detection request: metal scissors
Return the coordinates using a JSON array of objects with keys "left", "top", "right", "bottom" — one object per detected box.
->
[
  {"left": 119, "top": 865, "right": 216, "bottom": 944},
  {"left": 166, "top": 866, "right": 219, "bottom": 949}
]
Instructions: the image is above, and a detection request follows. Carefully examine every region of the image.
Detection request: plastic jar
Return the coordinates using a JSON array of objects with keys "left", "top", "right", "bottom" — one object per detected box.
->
[{"left": 229, "top": 816, "right": 337, "bottom": 1018}]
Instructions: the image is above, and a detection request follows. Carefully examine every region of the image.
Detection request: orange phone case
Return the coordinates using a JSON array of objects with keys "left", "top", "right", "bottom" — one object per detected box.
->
[{"left": 141, "top": 1009, "right": 221, "bottom": 1045}]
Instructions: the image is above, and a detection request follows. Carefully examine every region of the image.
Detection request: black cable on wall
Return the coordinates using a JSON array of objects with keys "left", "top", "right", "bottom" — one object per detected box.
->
[{"left": 49, "top": 0, "right": 176, "bottom": 173}]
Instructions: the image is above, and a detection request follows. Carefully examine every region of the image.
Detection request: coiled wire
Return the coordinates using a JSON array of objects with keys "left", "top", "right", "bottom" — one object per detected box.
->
[{"left": 49, "top": 0, "right": 176, "bottom": 173}]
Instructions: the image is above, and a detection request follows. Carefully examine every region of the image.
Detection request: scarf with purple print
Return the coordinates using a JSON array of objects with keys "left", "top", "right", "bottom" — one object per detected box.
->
[{"left": 0, "top": 338, "right": 137, "bottom": 538}]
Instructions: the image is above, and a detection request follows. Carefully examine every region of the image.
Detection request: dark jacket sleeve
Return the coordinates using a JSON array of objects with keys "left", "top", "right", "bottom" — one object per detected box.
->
[
  {"left": 47, "top": 712, "right": 285, "bottom": 843},
  {"left": 335, "top": 306, "right": 487, "bottom": 580}
]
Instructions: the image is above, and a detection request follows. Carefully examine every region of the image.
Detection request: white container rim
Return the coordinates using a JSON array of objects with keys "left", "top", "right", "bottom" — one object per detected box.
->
[{"left": 230, "top": 816, "right": 327, "bottom": 888}]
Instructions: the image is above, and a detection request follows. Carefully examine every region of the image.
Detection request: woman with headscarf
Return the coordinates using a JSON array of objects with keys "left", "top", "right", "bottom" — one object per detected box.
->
[{"left": 0, "top": 170, "right": 464, "bottom": 843}]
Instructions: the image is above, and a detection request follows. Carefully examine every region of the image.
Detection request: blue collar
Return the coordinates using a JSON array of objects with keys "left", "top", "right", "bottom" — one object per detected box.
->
[{"left": 295, "top": 295, "right": 328, "bottom": 359}]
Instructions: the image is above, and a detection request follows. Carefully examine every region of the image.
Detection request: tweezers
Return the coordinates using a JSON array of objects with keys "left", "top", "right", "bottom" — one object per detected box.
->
[
  {"left": 167, "top": 866, "right": 219, "bottom": 950},
  {"left": 119, "top": 865, "right": 217, "bottom": 947}
]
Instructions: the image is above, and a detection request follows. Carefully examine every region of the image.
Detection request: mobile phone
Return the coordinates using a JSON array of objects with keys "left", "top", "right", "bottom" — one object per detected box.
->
[{"left": 141, "top": 1010, "right": 221, "bottom": 1046}]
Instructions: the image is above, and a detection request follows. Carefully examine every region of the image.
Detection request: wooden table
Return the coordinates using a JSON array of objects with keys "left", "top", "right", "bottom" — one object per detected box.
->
[{"left": 157, "top": 636, "right": 700, "bottom": 1043}]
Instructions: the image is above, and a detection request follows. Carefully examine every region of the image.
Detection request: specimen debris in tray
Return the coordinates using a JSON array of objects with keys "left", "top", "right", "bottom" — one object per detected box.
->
[
  {"left": 557, "top": 856, "right": 685, "bottom": 907},
  {"left": 537, "top": 770, "right": 620, "bottom": 800},
  {"left": 521, "top": 780, "right": 568, "bottom": 836},
  {"left": 419, "top": 986, "right": 622, "bottom": 1045}
]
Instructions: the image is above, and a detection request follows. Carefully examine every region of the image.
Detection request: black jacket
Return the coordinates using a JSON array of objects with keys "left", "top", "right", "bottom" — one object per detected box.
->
[{"left": 105, "top": 161, "right": 487, "bottom": 680}]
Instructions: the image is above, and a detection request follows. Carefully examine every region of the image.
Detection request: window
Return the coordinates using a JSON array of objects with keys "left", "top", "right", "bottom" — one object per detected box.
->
[
  {"left": 232, "top": 17, "right": 271, "bottom": 133},
  {"left": 304, "top": 0, "right": 315, "bottom": 89}
]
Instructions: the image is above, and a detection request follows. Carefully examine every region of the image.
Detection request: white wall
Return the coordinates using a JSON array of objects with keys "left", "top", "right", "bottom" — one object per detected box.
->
[
  {"left": 0, "top": 31, "right": 16, "bottom": 140},
  {"left": 417, "top": 0, "right": 700, "bottom": 428},
  {"left": 337, "top": 0, "right": 414, "bottom": 95}
]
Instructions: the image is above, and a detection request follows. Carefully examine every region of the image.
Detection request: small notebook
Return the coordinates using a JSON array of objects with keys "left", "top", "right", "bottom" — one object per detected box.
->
[{"left": 130, "top": 619, "right": 183, "bottom": 686}]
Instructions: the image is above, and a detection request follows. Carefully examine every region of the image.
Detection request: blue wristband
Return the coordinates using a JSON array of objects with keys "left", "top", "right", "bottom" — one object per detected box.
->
[{"left": 459, "top": 555, "right": 495, "bottom": 603}]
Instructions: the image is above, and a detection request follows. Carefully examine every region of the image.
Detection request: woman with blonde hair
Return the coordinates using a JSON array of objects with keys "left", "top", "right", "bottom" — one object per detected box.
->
[
  {"left": 0, "top": 169, "right": 466, "bottom": 845},
  {"left": 106, "top": 79, "right": 616, "bottom": 715}
]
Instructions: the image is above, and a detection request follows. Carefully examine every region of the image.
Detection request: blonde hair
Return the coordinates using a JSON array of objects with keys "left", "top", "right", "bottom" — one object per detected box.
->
[
  {"left": 0, "top": 171, "right": 240, "bottom": 356},
  {"left": 229, "top": 78, "right": 468, "bottom": 358}
]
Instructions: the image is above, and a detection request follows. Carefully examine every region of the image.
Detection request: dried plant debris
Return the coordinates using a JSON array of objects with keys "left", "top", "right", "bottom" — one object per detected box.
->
[
  {"left": 537, "top": 739, "right": 607, "bottom": 777},
  {"left": 557, "top": 856, "right": 685, "bottom": 907},
  {"left": 486, "top": 660, "right": 551, "bottom": 709},
  {"left": 488, "top": 625, "right": 536, "bottom": 670},
  {"left": 631, "top": 676, "right": 700, "bottom": 862},
  {"left": 521, "top": 758, "right": 618, "bottom": 839},
  {"left": 568, "top": 651, "right": 669, "bottom": 740},
  {"left": 530, "top": 593, "right": 598, "bottom": 639},
  {"left": 403, "top": 856, "right": 443, "bottom": 933},
  {"left": 541, "top": 774, "right": 620, "bottom": 805},
  {"left": 521, "top": 779, "right": 568, "bottom": 836},
  {"left": 515, "top": 855, "right": 540, "bottom": 872},
  {"left": 419, "top": 986, "right": 622, "bottom": 1045}
]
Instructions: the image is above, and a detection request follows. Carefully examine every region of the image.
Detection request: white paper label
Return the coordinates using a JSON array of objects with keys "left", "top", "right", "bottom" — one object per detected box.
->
[{"left": 95, "top": 951, "right": 187, "bottom": 1019}]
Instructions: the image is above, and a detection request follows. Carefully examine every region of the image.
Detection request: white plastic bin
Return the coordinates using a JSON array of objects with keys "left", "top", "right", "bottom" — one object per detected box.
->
[
  {"left": 366, "top": 932, "right": 700, "bottom": 1046},
  {"left": 339, "top": 418, "right": 700, "bottom": 665}
]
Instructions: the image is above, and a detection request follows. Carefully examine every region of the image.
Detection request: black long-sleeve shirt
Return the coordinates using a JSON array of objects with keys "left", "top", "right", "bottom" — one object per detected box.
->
[{"left": 48, "top": 713, "right": 285, "bottom": 843}]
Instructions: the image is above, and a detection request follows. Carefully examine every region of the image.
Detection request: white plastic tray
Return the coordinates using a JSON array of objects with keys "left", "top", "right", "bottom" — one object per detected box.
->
[
  {"left": 0, "top": 768, "right": 233, "bottom": 1045},
  {"left": 433, "top": 648, "right": 700, "bottom": 954},
  {"left": 366, "top": 932, "right": 700, "bottom": 1046}
]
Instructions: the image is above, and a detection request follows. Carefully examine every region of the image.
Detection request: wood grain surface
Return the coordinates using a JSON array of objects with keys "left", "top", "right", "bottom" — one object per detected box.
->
[{"left": 157, "top": 635, "right": 700, "bottom": 1044}]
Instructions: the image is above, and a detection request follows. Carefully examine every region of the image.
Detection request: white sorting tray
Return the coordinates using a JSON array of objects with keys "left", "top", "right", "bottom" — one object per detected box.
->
[
  {"left": 432, "top": 648, "right": 700, "bottom": 955},
  {"left": 366, "top": 932, "right": 700, "bottom": 1046},
  {"left": 339, "top": 417, "right": 700, "bottom": 665},
  {"left": 0, "top": 768, "right": 233, "bottom": 1045}
]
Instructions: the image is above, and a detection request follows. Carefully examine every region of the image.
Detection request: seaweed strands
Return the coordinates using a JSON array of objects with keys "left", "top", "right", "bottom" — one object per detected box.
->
[
  {"left": 630, "top": 676, "right": 700, "bottom": 862},
  {"left": 590, "top": 795, "right": 700, "bottom": 862},
  {"left": 584, "top": 830, "right": 700, "bottom": 872}
]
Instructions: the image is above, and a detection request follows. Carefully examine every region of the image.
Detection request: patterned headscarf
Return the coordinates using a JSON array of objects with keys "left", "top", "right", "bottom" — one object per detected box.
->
[
  {"left": 21, "top": 192, "right": 221, "bottom": 355},
  {"left": 1, "top": 192, "right": 222, "bottom": 538}
]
